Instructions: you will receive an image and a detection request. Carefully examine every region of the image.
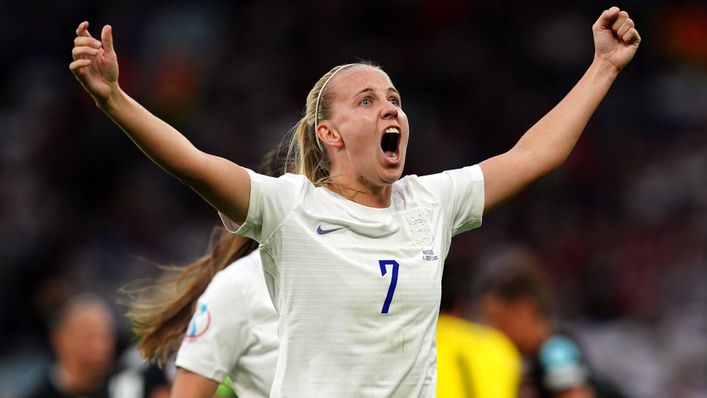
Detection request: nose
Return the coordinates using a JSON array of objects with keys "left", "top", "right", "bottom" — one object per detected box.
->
[{"left": 381, "top": 101, "right": 398, "bottom": 120}]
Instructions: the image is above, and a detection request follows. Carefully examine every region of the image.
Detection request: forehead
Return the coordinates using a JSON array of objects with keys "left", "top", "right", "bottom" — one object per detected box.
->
[
  {"left": 63, "top": 303, "right": 112, "bottom": 329},
  {"left": 327, "top": 65, "right": 395, "bottom": 98}
]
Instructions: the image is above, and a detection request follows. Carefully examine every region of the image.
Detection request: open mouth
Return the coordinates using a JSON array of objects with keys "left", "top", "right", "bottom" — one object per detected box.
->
[{"left": 381, "top": 127, "right": 400, "bottom": 160}]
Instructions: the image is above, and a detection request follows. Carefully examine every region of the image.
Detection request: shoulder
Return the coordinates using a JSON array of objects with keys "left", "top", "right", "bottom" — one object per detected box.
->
[
  {"left": 247, "top": 170, "right": 313, "bottom": 204},
  {"left": 438, "top": 315, "right": 516, "bottom": 351},
  {"left": 278, "top": 172, "right": 311, "bottom": 186},
  {"left": 204, "top": 251, "right": 264, "bottom": 301},
  {"left": 395, "top": 166, "right": 483, "bottom": 197},
  {"left": 394, "top": 173, "right": 425, "bottom": 191},
  {"left": 437, "top": 315, "right": 521, "bottom": 381},
  {"left": 250, "top": 171, "right": 311, "bottom": 190},
  {"left": 186, "top": 252, "right": 269, "bottom": 340},
  {"left": 392, "top": 173, "right": 440, "bottom": 206}
]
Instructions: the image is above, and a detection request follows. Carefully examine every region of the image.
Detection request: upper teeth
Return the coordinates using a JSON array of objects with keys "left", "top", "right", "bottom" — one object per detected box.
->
[{"left": 385, "top": 127, "right": 400, "bottom": 134}]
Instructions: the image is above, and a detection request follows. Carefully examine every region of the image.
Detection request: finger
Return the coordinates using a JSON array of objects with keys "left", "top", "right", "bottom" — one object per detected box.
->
[
  {"left": 69, "top": 59, "right": 92, "bottom": 71},
  {"left": 101, "top": 25, "right": 114, "bottom": 54},
  {"left": 76, "top": 21, "right": 92, "bottom": 38},
  {"left": 74, "top": 36, "right": 102, "bottom": 49},
  {"left": 623, "top": 28, "right": 641, "bottom": 46},
  {"left": 72, "top": 46, "right": 100, "bottom": 59},
  {"left": 616, "top": 18, "right": 634, "bottom": 38},
  {"left": 593, "top": 7, "right": 620, "bottom": 31},
  {"left": 612, "top": 11, "right": 629, "bottom": 32},
  {"left": 604, "top": 7, "right": 620, "bottom": 20}
]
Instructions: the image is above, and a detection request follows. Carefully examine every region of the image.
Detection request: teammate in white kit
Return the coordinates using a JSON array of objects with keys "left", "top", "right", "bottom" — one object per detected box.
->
[
  {"left": 126, "top": 229, "right": 278, "bottom": 398},
  {"left": 71, "top": 7, "right": 640, "bottom": 397},
  {"left": 174, "top": 248, "right": 278, "bottom": 398},
  {"left": 125, "top": 149, "right": 287, "bottom": 398}
]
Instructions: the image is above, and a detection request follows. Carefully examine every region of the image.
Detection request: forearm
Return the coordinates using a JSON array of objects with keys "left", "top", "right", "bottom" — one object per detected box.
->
[
  {"left": 99, "top": 86, "right": 208, "bottom": 184},
  {"left": 513, "top": 58, "right": 619, "bottom": 171}
]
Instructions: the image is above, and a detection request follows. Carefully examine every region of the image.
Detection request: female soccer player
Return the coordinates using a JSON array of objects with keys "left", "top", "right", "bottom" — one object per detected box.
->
[
  {"left": 152, "top": 229, "right": 277, "bottom": 398},
  {"left": 125, "top": 149, "right": 287, "bottom": 398},
  {"left": 70, "top": 7, "right": 640, "bottom": 397}
]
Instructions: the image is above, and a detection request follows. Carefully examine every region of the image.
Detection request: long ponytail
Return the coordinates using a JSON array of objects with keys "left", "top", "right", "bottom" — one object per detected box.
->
[
  {"left": 124, "top": 230, "right": 257, "bottom": 365},
  {"left": 123, "top": 146, "right": 289, "bottom": 365}
]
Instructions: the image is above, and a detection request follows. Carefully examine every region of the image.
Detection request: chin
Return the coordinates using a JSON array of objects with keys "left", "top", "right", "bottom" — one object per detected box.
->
[
  {"left": 375, "top": 157, "right": 405, "bottom": 185},
  {"left": 380, "top": 170, "right": 403, "bottom": 184}
]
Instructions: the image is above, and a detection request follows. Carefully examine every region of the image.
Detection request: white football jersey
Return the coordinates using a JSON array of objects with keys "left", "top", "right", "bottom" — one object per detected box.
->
[
  {"left": 221, "top": 165, "right": 484, "bottom": 398},
  {"left": 175, "top": 250, "right": 278, "bottom": 398}
]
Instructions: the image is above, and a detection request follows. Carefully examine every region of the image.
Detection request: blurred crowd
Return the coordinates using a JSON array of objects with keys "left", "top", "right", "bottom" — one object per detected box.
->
[{"left": 0, "top": 0, "right": 705, "bottom": 397}]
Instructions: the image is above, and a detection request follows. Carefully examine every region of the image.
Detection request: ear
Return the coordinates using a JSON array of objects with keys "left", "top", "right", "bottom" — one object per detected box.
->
[{"left": 316, "top": 122, "right": 344, "bottom": 150}]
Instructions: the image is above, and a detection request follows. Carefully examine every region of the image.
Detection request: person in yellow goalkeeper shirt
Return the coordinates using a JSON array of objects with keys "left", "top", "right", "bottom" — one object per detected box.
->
[{"left": 437, "top": 262, "right": 521, "bottom": 398}]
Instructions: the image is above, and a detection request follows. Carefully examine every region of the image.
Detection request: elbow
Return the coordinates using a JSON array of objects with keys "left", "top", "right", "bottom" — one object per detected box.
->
[
  {"left": 173, "top": 170, "right": 207, "bottom": 191},
  {"left": 547, "top": 152, "right": 570, "bottom": 172},
  {"left": 531, "top": 143, "right": 571, "bottom": 175},
  {"left": 514, "top": 145, "right": 567, "bottom": 178},
  {"left": 161, "top": 165, "right": 199, "bottom": 187},
  {"left": 534, "top": 156, "right": 567, "bottom": 180},
  {"left": 163, "top": 151, "right": 210, "bottom": 187}
]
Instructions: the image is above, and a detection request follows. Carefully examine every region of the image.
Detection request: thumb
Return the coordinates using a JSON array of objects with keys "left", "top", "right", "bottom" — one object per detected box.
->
[
  {"left": 101, "top": 25, "right": 115, "bottom": 54},
  {"left": 594, "top": 6, "right": 620, "bottom": 31}
]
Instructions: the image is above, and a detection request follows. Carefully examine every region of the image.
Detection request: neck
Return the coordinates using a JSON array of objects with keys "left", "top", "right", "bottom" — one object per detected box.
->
[{"left": 328, "top": 175, "right": 393, "bottom": 208}]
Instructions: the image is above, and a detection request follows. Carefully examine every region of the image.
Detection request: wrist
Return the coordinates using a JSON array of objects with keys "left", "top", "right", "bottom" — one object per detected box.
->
[
  {"left": 96, "top": 84, "right": 124, "bottom": 113},
  {"left": 589, "top": 56, "right": 620, "bottom": 84}
]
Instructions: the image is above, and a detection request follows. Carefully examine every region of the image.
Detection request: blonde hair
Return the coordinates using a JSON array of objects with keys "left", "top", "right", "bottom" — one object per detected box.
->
[
  {"left": 286, "top": 62, "right": 381, "bottom": 186},
  {"left": 123, "top": 147, "right": 288, "bottom": 366},
  {"left": 124, "top": 229, "right": 258, "bottom": 366}
]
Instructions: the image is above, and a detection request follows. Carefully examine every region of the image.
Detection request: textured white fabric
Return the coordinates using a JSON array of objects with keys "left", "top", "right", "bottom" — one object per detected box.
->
[
  {"left": 175, "top": 250, "right": 278, "bottom": 398},
  {"left": 221, "top": 165, "right": 484, "bottom": 397}
]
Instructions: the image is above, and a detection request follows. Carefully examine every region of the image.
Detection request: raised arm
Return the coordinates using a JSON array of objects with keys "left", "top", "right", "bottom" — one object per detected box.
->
[
  {"left": 69, "top": 22, "right": 250, "bottom": 224},
  {"left": 480, "top": 7, "right": 640, "bottom": 213}
]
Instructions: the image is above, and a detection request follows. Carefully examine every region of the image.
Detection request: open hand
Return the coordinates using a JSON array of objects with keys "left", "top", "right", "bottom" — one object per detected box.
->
[
  {"left": 592, "top": 7, "right": 641, "bottom": 72},
  {"left": 69, "top": 21, "right": 119, "bottom": 105}
]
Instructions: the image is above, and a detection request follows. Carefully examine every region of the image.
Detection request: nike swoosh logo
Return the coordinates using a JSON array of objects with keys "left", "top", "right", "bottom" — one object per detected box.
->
[{"left": 316, "top": 225, "right": 343, "bottom": 235}]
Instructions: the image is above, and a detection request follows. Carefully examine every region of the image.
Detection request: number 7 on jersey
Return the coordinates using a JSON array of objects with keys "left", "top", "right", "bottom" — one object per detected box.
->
[{"left": 379, "top": 260, "right": 399, "bottom": 314}]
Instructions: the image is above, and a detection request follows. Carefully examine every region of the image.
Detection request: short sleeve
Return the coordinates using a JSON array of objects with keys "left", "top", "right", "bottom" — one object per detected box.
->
[
  {"left": 539, "top": 335, "right": 589, "bottom": 392},
  {"left": 219, "top": 170, "right": 308, "bottom": 242},
  {"left": 418, "top": 165, "right": 485, "bottom": 236},
  {"left": 175, "top": 271, "right": 252, "bottom": 382}
]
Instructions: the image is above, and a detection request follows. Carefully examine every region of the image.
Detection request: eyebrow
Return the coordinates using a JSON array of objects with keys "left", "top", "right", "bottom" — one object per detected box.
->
[{"left": 353, "top": 87, "right": 400, "bottom": 98}]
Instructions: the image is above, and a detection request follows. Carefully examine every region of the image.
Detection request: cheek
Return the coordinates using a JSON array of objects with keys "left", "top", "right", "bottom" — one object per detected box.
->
[
  {"left": 480, "top": 302, "right": 502, "bottom": 327},
  {"left": 399, "top": 108, "right": 408, "bottom": 121},
  {"left": 399, "top": 112, "right": 410, "bottom": 143},
  {"left": 338, "top": 114, "right": 373, "bottom": 146},
  {"left": 481, "top": 300, "right": 517, "bottom": 336},
  {"left": 347, "top": 130, "right": 378, "bottom": 154},
  {"left": 345, "top": 131, "right": 369, "bottom": 153}
]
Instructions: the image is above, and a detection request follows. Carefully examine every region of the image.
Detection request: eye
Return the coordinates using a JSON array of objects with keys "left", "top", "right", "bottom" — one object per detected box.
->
[
  {"left": 389, "top": 97, "right": 401, "bottom": 106},
  {"left": 360, "top": 97, "right": 372, "bottom": 106}
]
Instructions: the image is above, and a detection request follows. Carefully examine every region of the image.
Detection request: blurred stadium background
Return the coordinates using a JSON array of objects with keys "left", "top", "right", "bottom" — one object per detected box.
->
[{"left": 1, "top": 0, "right": 705, "bottom": 397}]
